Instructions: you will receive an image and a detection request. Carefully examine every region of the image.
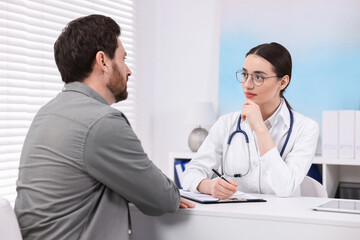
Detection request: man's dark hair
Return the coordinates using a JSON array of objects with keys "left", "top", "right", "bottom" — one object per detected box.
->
[{"left": 54, "top": 14, "right": 121, "bottom": 83}]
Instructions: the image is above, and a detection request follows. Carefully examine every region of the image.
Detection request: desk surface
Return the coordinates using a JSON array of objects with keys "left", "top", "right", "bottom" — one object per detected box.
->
[
  {"left": 130, "top": 195, "right": 360, "bottom": 240},
  {"left": 174, "top": 195, "right": 360, "bottom": 227}
]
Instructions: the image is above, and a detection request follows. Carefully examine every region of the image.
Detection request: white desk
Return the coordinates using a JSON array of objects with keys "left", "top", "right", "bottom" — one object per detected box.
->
[{"left": 130, "top": 195, "right": 360, "bottom": 240}]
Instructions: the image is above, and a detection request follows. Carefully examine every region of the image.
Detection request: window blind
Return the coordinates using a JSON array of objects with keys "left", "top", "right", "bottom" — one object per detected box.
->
[{"left": 0, "top": 0, "right": 138, "bottom": 206}]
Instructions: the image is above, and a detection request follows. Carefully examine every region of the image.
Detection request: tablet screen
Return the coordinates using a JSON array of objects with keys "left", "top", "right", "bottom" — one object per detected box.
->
[{"left": 313, "top": 199, "right": 360, "bottom": 214}]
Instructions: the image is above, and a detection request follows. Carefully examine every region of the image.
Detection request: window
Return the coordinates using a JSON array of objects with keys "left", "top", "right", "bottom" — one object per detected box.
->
[{"left": 0, "top": 0, "right": 138, "bottom": 206}]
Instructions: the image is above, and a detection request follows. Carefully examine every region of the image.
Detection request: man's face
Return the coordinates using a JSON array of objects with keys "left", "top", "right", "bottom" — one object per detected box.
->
[{"left": 107, "top": 39, "right": 132, "bottom": 103}]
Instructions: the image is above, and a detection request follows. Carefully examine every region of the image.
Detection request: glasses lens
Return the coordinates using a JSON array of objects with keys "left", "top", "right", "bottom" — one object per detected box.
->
[
  {"left": 236, "top": 71, "right": 242, "bottom": 83},
  {"left": 236, "top": 71, "right": 247, "bottom": 83},
  {"left": 253, "top": 74, "right": 264, "bottom": 86}
]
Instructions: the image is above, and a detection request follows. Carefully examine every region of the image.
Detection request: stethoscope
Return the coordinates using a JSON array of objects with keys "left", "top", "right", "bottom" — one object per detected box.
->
[{"left": 221, "top": 107, "right": 294, "bottom": 178}]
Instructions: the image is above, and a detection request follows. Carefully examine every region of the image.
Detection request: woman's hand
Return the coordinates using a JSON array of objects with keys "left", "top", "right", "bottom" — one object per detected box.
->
[
  {"left": 241, "top": 99, "right": 266, "bottom": 133},
  {"left": 241, "top": 99, "right": 275, "bottom": 156},
  {"left": 210, "top": 178, "right": 238, "bottom": 199},
  {"left": 197, "top": 178, "right": 238, "bottom": 199},
  {"left": 179, "top": 197, "right": 195, "bottom": 208}
]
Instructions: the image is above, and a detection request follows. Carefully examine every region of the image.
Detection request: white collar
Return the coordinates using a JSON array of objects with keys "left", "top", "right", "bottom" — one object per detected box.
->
[{"left": 264, "top": 98, "right": 289, "bottom": 130}]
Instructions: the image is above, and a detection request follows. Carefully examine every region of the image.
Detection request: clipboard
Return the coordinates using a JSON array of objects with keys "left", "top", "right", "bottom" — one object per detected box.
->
[{"left": 180, "top": 189, "right": 266, "bottom": 204}]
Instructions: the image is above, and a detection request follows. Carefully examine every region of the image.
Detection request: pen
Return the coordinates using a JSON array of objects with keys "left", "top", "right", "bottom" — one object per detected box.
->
[{"left": 212, "top": 168, "right": 230, "bottom": 183}]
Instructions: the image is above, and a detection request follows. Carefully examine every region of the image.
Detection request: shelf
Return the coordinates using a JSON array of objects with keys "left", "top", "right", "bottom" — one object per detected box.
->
[
  {"left": 169, "top": 153, "right": 360, "bottom": 166},
  {"left": 313, "top": 156, "right": 360, "bottom": 166}
]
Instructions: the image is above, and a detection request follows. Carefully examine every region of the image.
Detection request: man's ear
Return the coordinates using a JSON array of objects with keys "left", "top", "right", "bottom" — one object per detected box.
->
[
  {"left": 95, "top": 51, "right": 110, "bottom": 73},
  {"left": 280, "top": 75, "right": 289, "bottom": 90}
]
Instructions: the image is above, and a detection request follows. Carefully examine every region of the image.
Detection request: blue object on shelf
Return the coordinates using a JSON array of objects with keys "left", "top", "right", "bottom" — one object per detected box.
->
[
  {"left": 174, "top": 159, "right": 191, "bottom": 189},
  {"left": 307, "top": 164, "right": 322, "bottom": 184}
]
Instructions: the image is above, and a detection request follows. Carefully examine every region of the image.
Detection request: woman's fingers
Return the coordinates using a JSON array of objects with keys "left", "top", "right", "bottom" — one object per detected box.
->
[
  {"left": 241, "top": 99, "right": 265, "bottom": 132},
  {"left": 212, "top": 178, "right": 238, "bottom": 199}
]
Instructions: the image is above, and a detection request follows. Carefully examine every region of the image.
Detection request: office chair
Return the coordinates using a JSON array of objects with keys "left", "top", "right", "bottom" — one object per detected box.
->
[
  {"left": 300, "top": 176, "right": 328, "bottom": 198},
  {"left": 0, "top": 197, "right": 23, "bottom": 240}
]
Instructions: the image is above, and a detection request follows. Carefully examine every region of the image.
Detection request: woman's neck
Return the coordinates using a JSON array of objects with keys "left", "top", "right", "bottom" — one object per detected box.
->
[{"left": 259, "top": 98, "right": 282, "bottom": 121}]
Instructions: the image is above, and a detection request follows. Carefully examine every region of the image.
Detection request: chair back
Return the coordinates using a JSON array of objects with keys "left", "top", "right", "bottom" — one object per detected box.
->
[
  {"left": 300, "top": 176, "right": 328, "bottom": 198},
  {"left": 0, "top": 198, "right": 23, "bottom": 240}
]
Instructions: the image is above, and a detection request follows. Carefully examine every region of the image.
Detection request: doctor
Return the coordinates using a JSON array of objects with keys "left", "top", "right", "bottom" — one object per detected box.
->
[{"left": 183, "top": 42, "right": 319, "bottom": 198}]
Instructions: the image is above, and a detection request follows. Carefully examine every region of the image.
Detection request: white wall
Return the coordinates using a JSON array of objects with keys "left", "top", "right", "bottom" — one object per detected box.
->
[{"left": 137, "top": 0, "right": 221, "bottom": 173}]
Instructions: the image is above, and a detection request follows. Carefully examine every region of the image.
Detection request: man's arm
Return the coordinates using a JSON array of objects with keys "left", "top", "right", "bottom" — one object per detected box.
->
[{"left": 84, "top": 113, "right": 180, "bottom": 215}]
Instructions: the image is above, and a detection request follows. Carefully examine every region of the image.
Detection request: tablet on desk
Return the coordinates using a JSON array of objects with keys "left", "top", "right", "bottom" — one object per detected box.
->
[{"left": 313, "top": 199, "right": 360, "bottom": 214}]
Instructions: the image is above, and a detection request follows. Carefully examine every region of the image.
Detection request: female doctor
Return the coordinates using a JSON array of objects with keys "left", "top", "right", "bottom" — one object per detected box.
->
[{"left": 182, "top": 42, "right": 319, "bottom": 198}]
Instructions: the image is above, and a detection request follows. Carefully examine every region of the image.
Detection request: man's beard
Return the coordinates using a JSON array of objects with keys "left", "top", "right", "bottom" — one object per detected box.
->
[{"left": 107, "top": 63, "right": 128, "bottom": 103}]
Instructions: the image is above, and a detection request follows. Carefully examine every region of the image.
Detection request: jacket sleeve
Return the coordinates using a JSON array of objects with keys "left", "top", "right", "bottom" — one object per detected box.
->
[
  {"left": 260, "top": 117, "right": 319, "bottom": 197},
  {"left": 182, "top": 116, "right": 228, "bottom": 192},
  {"left": 83, "top": 113, "right": 180, "bottom": 216}
]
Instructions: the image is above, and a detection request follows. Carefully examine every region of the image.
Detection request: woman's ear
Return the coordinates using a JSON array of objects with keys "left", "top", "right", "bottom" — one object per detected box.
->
[{"left": 279, "top": 75, "right": 290, "bottom": 90}]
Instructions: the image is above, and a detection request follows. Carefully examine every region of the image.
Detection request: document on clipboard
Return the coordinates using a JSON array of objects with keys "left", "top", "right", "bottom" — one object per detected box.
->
[{"left": 180, "top": 189, "right": 266, "bottom": 204}]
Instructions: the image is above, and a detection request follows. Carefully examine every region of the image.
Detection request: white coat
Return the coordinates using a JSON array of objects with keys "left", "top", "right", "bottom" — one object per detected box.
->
[{"left": 182, "top": 99, "right": 319, "bottom": 197}]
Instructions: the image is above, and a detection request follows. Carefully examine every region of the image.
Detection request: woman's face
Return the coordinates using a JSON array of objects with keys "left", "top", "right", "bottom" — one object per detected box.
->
[{"left": 242, "top": 54, "right": 284, "bottom": 107}]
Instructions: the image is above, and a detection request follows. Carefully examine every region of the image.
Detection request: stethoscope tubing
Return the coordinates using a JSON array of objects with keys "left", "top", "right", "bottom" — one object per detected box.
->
[
  {"left": 280, "top": 108, "right": 294, "bottom": 156},
  {"left": 221, "top": 107, "right": 294, "bottom": 178}
]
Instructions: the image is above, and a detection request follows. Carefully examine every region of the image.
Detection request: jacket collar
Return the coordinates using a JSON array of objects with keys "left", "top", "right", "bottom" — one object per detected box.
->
[
  {"left": 264, "top": 98, "right": 291, "bottom": 129},
  {"left": 62, "top": 81, "right": 108, "bottom": 105}
]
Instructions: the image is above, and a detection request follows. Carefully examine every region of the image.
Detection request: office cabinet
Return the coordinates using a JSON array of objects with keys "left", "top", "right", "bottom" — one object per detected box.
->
[
  {"left": 169, "top": 152, "right": 360, "bottom": 198},
  {"left": 313, "top": 157, "right": 360, "bottom": 198}
]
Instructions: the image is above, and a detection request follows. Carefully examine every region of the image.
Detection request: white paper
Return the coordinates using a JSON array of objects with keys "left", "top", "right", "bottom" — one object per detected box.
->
[
  {"left": 179, "top": 189, "right": 260, "bottom": 202},
  {"left": 175, "top": 163, "right": 184, "bottom": 188}
]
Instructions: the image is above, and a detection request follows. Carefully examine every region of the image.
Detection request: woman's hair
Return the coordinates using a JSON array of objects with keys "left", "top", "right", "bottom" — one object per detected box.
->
[
  {"left": 54, "top": 14, "right": 121, "bottom": 83},
  {"left": 246, "top": 42, "right": 292, "bottom": 109}
]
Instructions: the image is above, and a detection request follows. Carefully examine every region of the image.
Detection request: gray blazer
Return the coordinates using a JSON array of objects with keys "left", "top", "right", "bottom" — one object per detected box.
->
[{"left": 15, "top": 81, "right": 180, "bottom": 240}]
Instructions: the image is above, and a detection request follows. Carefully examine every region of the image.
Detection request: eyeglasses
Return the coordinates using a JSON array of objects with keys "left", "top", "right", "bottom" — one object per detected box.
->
[{"left": 236, "top": 70, "right": 279, "bottom": 86}]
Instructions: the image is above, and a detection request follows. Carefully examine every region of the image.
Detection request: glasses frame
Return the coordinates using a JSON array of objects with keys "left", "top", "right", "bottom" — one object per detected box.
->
[{"left": 236, "top": 70, "right": 280, "bottom": 87}]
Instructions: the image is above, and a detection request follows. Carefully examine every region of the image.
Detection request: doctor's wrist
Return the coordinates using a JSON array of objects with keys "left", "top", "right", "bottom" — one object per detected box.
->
[
  {"left": 197, "top": 178, "right": 214, "bottom": 195},
  {"left": 253, "top": 123, "right": 267, "bottom": 134}
]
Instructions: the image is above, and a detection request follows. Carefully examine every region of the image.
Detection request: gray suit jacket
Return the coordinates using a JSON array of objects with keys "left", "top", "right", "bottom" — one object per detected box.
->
[{"left": 15, "top": 82, "right": 180, "bottom": 240}]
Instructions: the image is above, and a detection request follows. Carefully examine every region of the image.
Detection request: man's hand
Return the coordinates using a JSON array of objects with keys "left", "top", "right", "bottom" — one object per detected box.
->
[{"left": 179, "top": 197, "right": 195, "bottom": 208}]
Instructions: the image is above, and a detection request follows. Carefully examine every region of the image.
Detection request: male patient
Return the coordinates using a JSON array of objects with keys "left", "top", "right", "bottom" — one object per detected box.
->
[{"left": 14, "top": 14, "right": 194, "bottom": 240}]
